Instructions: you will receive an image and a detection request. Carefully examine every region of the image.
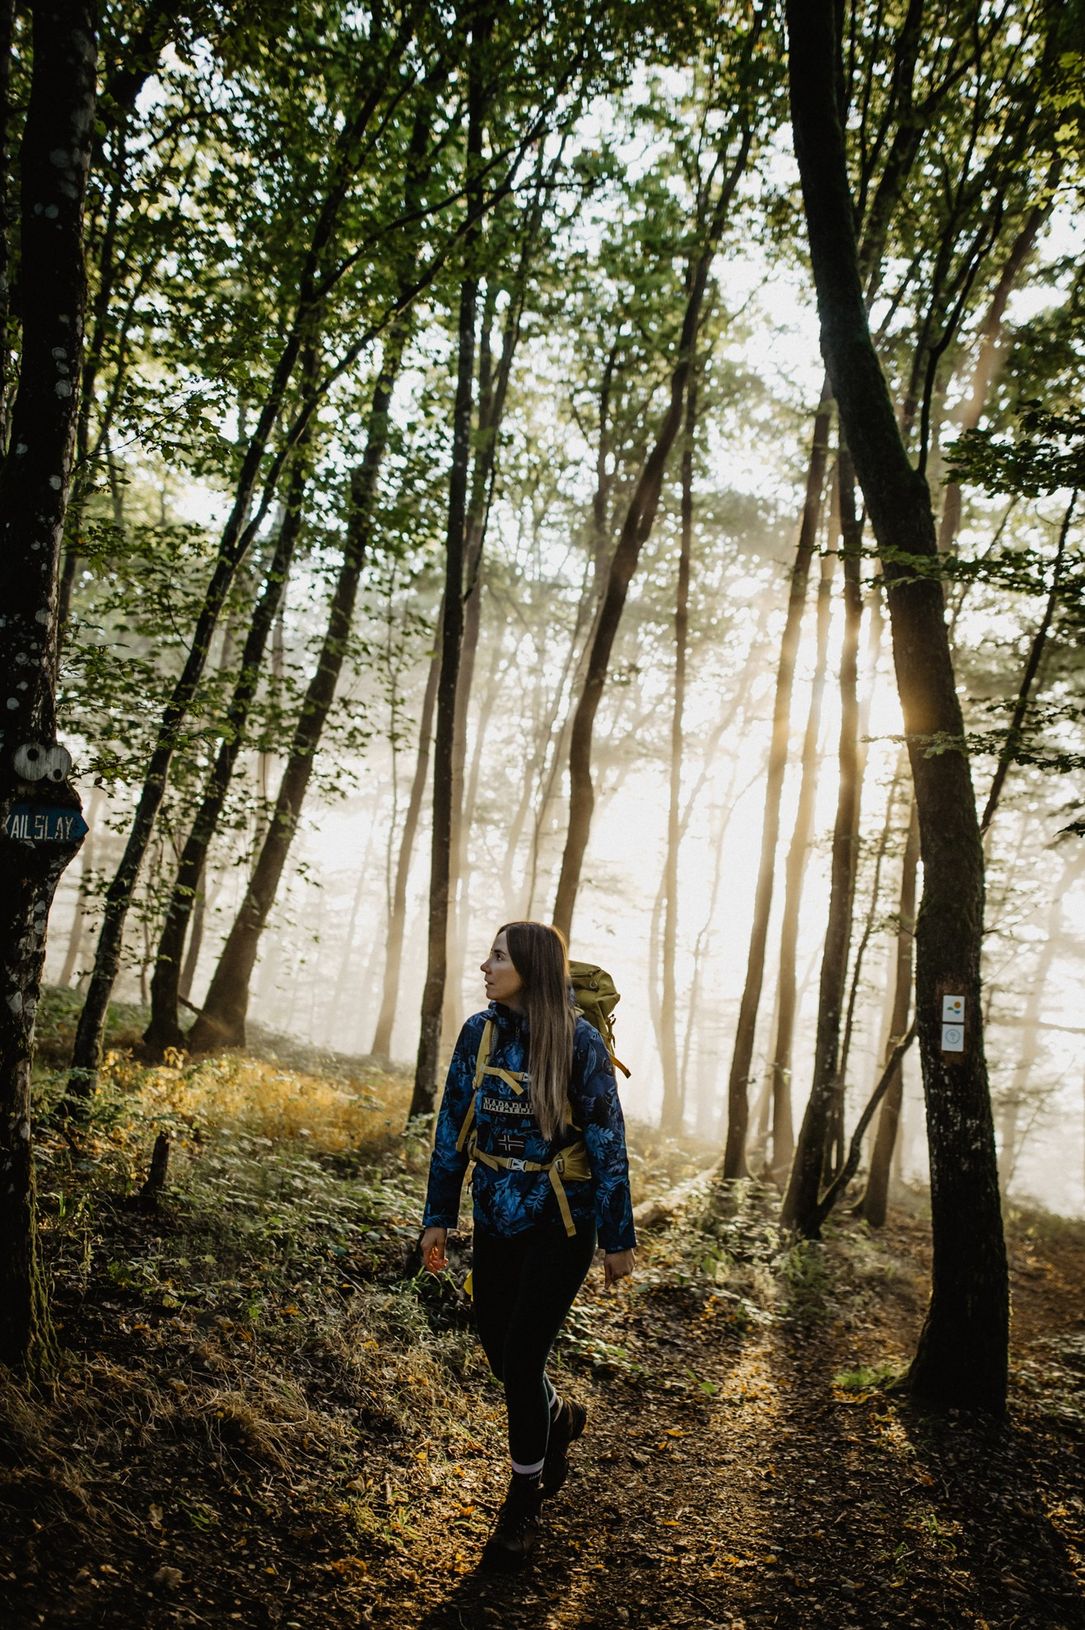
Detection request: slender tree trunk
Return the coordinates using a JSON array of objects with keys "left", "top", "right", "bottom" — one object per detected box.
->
[
  {"left": 57, "top": 118, "right": 128, "bottom": 645},
  {"left": 937, "top": 187, "right": 1055, "bottom": 552},
  {"left": 553, "top": 25, "right": 766, "bottom": 942},
  {"left": 370, "top": 650, "right": 438, "bottom": 1056},
  {"left": 188, "top": 324, "right": 409, "bottom": 1053},
  {"left": 444, "top": 227, "right": 534, "bottom": 1031},
  {"left": 57, "top": 785, "right": 102, "bottom": 988},
  {"left": 0, "top": 0, "right": 14, "bottom": 439},
  {"left": 409, "top": 9, "right": 490, "bottom": 1120},
  {"left": 0, "top": 0, "right": 96, "bottom": 1372},
  {"left": 659, "top": 366, "right": 697, "bottom": 1134},
  {"left": 980, "top": 491, "right": 1075, "bottom": 837},
  {"left": 553, "top": 224, "right": 736, "bottom": 938},
  {"left": 787, "top": 0, "right": 1008, "bottom": 1410},
  {"left": 178, "top": 882, "right": 205, "bottom": 1005},
  {"left": 722, "top": 382, "right": 832, "bottom": 1175},
  {"left": 143, "top": 349, "right": 317, "bottom": 1058},
  {"left": 782, "top": 442, "right": 866, "bottom": 1230},
  {"left": 837, "top": 761, "right": 898, "bottom": 1097},
  {"left": 998, "top": 851, "right": 1085, "bottom": 1196},
  {"left": 768, "top": 543, "right": 835, "bottom": 1181}
]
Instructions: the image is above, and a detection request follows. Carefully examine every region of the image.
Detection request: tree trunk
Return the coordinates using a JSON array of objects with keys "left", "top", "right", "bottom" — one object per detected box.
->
[
  {"left": 552, "top": 181, "right": 745, "bottom": 940},
  {"left": 768, "top": 542, "right": 834, "bottom": 1182},
  {"left": 552, "top": 19, "right": 768, "bottom": 943},
  {"left": 409, "top": 8, "right": 491, "bottom": 1120},
  {"left": 999, "top": 850, "right": 1085, "bottom": 1197},
  {"left": 0, "top": 0, "right": 96, "bottom": 1372},
  {"left": 188, "top": 324, "right": 409, "bottom": 1053},
  {"left": 837, "top": 758, "right": 898, "bottom": 1099},
  {"left": 141, "top": 373, "right": 317, "bottom": 1056},
  {"left": 178, "top": 881, "right": 205, "bottom": 1005},
  {"left": 370, "top": 650, "right": 439, "bottom": 1056},
  {"left": 57, "top": 785, "right": 102, "bottom": 988},
  {"left": 659, "top": 365, "right": 697, "bottom": 1134},
  {"left": 722, "top": 382, "right": 832, "bottom": 1176},
  {"left": 0, "top": 0, "right": 13, "bottom": 439},
  {"left": 781, "top": 441, "right": 866, "bottom": 1231},
  {"left": 143, "top": 352, "right": 316, "bottom": 1058},
  {"left": 853, "top": 792, "right": 912, "bottom": 1232},
  {"left": 787, "top": 0, "right": 1008, "bottom": 1411}
]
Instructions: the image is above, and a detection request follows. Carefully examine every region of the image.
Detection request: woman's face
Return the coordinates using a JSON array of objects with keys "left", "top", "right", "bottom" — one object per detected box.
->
[{"left": 481, "top": 930, "right": 524, "bottom": 1010}]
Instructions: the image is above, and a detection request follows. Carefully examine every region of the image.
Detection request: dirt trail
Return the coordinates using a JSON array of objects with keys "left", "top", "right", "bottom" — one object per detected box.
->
[
  {"left": 362, "top": 1213, "right": 1085, "bottom": 1630},
  {"left": 3, "top": 1100, "right": 1084, "bottom": 1630}
]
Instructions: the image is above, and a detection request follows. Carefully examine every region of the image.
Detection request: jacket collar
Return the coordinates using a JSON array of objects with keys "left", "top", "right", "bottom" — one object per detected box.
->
[{"left": 487, "top": 999, "right": 528, "bottom": 1038}]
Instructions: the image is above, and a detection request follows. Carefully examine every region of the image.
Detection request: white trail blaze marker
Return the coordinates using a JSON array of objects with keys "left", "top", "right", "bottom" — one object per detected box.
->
[{"left": 941, "top": 994, "right": 965, "bottom": 1055}]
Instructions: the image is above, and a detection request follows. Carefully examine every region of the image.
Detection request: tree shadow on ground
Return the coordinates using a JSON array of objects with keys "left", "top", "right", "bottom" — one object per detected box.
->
[{"left": 896, "top": 1400, "right": 1085, "bottom": 1627}]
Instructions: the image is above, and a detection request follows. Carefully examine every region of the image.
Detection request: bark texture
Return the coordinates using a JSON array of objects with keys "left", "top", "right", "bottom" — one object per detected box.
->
[
  {"left": 787, "top": 0, "right": 1008, "bottom": 1411},
  {"left": 0, "top": 0, "right": 96, "bottom": 1370}
]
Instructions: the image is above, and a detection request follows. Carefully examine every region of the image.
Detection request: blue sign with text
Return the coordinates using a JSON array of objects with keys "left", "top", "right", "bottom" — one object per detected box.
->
[{"left": 3, "top": 803, "right": 88, "bottom": 843}]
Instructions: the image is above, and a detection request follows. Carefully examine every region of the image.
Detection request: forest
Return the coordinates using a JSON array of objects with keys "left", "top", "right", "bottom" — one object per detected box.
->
[{"left": 1, "top": 0, "right": 1084, "bottom": 1624}]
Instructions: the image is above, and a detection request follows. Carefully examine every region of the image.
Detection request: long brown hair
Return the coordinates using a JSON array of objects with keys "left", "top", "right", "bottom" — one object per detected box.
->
[{"left": 500, "top": 921, "right": 575, "bottom": 1142}]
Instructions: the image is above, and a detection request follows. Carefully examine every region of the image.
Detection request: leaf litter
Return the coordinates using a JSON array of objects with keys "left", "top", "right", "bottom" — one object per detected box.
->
[{"left": 2, "top": 1018, "right": 1083, "bottom": 1628}]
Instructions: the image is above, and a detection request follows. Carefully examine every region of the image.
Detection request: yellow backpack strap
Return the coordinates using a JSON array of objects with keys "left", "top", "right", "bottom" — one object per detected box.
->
[
  {"left": 547, "top": 1141, "right": 592, "bottom": 1235},
  {"left": 455, "top": 1020, "right": 493, "bottom": 1156},
  {"left": 473, "top": 1016, "right": 528, "bottom": 1095},
  {"left": 472, "top": 1020, "right": 494, "bottom": 1089}
]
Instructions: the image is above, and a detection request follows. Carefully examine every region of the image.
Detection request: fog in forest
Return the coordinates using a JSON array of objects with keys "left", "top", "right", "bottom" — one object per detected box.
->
[{"left": 43, "top": 102, "right": 1085, "bottom": 1217}]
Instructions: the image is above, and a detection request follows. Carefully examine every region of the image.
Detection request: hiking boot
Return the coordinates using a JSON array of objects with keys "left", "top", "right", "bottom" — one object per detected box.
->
[
  {"left": 541, "top": 1398, "right": 587, "bottom": 1495},
  {"left": 480, "top": 1476, "right": 544, "bottom": 1572}
]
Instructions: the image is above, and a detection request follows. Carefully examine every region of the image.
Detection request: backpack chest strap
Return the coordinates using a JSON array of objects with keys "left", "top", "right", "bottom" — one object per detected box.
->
[{"left": 456, "top": 1019, "right": 530, "bottom": 1154}]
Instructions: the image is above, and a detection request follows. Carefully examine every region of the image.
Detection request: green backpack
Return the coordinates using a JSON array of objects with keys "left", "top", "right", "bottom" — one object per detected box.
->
[{"left": 568, "top": 960, "right": 630, "bottom": 1078}]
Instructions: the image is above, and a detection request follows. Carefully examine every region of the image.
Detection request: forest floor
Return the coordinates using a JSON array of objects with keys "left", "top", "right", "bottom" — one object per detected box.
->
[{"left": 2, "top": 992, "right": 1084, "bottom": 1630}]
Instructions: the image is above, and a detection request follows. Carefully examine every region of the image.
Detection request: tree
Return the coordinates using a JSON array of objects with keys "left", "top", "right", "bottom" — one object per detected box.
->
[
  {"left": 0, "top": 0, "right": 96, "bottom": 1371},
  {"left": 786, "top": 0, "right": 1008, "bottom": 1411},
  {"left": 409, "top": 5, "right": 490, "bottom": 1120},
  {"left": 66, "top": 4, "right": 476, "bottom": 1101},
  {"left": 781, "top": 441, "right": 866, "bottom": 1229},
  {"left": 552, "top": 8, "right": 772, "bottom": 939},
  {"left": 141, "top": 343, "right": 319, "bottom": 1058}
]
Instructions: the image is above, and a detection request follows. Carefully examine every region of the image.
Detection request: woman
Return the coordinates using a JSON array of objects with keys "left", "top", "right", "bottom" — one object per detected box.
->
[{"left": 420, "top": 921, "right": 636, "bottom": 1571}]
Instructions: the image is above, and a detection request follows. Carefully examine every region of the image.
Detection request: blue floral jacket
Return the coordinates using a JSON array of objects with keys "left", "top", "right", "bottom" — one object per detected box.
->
[{"left": 422, "top": 1002, "right": 637, "bottom": 1253}]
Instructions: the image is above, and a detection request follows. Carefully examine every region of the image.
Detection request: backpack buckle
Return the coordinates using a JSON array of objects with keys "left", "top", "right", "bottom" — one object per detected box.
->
[{"left": 506, "top": 1158, "right": 527, "bottom": 1172}]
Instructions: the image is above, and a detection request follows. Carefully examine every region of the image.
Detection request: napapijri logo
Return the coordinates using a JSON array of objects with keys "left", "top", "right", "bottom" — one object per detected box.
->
[
  {"left": 481, "top": 1096, "right": 533, "bottom": 1116},
  {"left": 493, "top": 1130, "right": 527, "bottom": 1158}
]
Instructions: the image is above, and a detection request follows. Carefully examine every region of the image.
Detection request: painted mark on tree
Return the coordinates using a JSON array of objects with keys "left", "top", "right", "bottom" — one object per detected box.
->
[
  {"left": 940, "top": 994, "right": 966, "bottom": 1055},
  {"left": 3, "top": 803, "right": 88, "bottom": 843}
]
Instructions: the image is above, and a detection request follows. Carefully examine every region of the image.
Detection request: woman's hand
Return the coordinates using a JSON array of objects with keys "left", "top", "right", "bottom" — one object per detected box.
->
[
  {"left": 603, "top": 1248, "right": 635, "bottom": 1289},
  {"left": 420, "top": 1226, "right": 448, "bottom": 1273}
]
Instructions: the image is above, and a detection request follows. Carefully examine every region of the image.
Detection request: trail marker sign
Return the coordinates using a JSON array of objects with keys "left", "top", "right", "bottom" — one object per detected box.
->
[{"left": 3, "top": 803, "right": 88, "bottom": 844}]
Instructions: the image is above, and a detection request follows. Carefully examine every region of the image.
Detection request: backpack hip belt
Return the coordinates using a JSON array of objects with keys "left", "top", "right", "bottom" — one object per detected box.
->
[{"left": 470, "top": 1138, "right": 592, "bottom": 1237}]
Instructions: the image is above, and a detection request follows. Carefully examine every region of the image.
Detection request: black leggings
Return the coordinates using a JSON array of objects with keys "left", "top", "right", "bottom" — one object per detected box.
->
[{"left": 472, "top": 1217, "right": 597, "bottom": 1471}]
